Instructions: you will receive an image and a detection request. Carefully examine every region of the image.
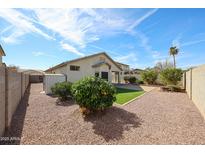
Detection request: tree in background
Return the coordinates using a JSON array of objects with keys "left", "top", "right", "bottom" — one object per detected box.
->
[
  {"left": 154, "top": 59, "right": 174, "bottom": 72},
  {"left": 160, "top": 68, "right": 183, "bottom": 85},
  {"left": 169, "top": 46, "right": 179, "bottom": 68},
  {"left": 141, "top": 70, "right": 158, "bottom": 85}
]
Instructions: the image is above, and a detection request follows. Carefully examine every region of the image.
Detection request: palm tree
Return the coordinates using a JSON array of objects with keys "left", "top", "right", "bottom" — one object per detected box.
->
[{"left": 169, "top": 46, "right": 179, "bottom": 68}]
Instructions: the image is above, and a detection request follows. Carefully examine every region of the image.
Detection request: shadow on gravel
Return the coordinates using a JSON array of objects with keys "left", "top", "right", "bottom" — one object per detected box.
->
[
  {"left": 84, "top": 106, "right": 142, "bottom": 142},
  {"left": 1, "top": 85, "right": 31, "bottom": 145},
  {"left": 55, "top": 98, "right": 75, "bottom": 107},
  {"left": 47, "top": 94, "right": 75, "bottom": 107}
]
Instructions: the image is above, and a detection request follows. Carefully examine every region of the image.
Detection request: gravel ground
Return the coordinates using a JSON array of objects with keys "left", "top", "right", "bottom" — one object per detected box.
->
[{"left": 4, "top": 83, "right": 205, "bottom": 144}]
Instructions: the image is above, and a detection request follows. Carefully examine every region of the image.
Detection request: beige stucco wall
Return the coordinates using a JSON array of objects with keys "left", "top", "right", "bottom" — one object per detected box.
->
[
  {"left": 50, "top": 66, "right": 67, "bottom": 75},
  {"left": 118, "top": 64, "right": 129, "bottom": 71},
  {"left": 185, "top": 64, "right": 205, "bottom": 119},
  {"left": 7, "top": 70, "right": 22, "bottom": 125},
  {"left": 49, "top": 54, "right": 122, "bottom": 83},
  {"left": 186, "top": 70, "right": 191, "bottom": 98},
  {"left": 43, "top": 74, "right": 66, "bottom": 94},
  {"left": 191, "top": 65, "right": 205, "bottom": 118},
  {"left": 0, "top": 65, "right": 5, "bottom": 136}
]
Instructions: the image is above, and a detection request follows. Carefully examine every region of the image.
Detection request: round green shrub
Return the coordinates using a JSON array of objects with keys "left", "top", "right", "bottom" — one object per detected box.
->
[
  {"left": 71, "top": 76, "right": 116, "bottom": 112},
  {"left": 51, "top": 82, "right": 72, "bottom": 101},
  {"left": 128, "top": 76, "right": 137, "bottom": 84},
  {"left": 141, "top": 70, "right": 158, "bottom": 85},
  {"left": 160, "top": 68, "right": 183, "bottom": 85}
]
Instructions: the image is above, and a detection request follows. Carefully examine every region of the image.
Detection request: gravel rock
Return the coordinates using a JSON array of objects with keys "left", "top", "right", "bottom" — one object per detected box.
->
[{"left": 4, "top": 83, "right": 205, "bottom": 144}]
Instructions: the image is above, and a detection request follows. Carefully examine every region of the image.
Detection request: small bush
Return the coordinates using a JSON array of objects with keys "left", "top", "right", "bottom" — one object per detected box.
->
[
  {"left": 128, "top": 76, "right": 137, "bottom": 84},
  {"left": 161, "top": 85, "right": 182, "bottom": 92},
  {"left": 160, "top": 68, "right": 183, "bottom": 85},
  {"left": 71, "top": 76, "right": 116, "bottom": 114},
  {"left": 167, "top": 85, "right": 181, "bottom": 92},
  {"left": 141, "top": 70, "right": 158, "bottom": 85},
  {"left": 51, "top": 82, "right": 72, "bottom": 101},
  {"left": 137, "top": 79, "right": 144, "bottom": 84}
]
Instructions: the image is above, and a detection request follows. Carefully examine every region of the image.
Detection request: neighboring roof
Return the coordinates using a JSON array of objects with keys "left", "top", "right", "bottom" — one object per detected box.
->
[
  {"left": 133, "top": 68, "right": 143, "bottom": 72},
  {"left": 45, "top": 52, "right": 122, "bottom": 72},
  {"left": 0, "top": 44, "right": 6, "bottom": 56},
  {"left": 115, "top": 61, "right": 129, "bottom": 66}
]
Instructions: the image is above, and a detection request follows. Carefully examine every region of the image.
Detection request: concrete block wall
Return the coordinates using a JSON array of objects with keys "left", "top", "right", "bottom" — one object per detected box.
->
[
  {"left": 21, "top": 73, "right": 29, "bottom": 97},
  {"left": 185, "top": 64, "right": 205, "bottom": 119},
  {"left": 0, "top": 66, "right": 29, "bottom": 136},
  {"left": 186, "top": 70, "right": 191, "bottom": 98},
  {"left": 7, "top": 70, "right": 22, "bottom": 125},
  {"left": 0, "top": 65, "right": 6, "bottom": 136}
]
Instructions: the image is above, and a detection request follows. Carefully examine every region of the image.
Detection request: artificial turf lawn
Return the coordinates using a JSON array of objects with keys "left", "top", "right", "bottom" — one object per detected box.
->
[{"left": 115, "top": 88, "right": 144, "bottom": 105}]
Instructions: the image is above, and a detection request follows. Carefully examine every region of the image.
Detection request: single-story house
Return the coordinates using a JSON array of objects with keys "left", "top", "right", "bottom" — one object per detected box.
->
[
  {"left": 45, "top": 52, "right": 129, "bottom": 83},
  {"left": 123, "top": 68, "right": 144, "bottom": 80},
  {"left": 0, "top": 44, "right": 6, "bottom": 65}
]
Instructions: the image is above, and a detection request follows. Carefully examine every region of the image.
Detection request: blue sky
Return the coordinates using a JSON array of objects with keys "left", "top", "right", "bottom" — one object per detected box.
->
[{"left": 0, "top": 8, "right": 205, "bottom": 70}]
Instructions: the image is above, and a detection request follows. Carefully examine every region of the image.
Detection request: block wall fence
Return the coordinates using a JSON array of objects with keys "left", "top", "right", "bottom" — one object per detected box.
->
[
  {"left": 184, "top": 64, "right": 205, "bottom": 119},
  {"left": 0, "top": 65, "right": 29, "bottom": 136}
]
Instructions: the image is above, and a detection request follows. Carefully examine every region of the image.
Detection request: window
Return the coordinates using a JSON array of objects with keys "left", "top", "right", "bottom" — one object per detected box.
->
[
  {"left": 95, "top": 72, "right": 99, "bottom": 77},
  {"left": 70, "top": 65, "right": 80, "bottom": 71},
  {"left": 101, "top": 72, "right": 108, "bottom": 81}
]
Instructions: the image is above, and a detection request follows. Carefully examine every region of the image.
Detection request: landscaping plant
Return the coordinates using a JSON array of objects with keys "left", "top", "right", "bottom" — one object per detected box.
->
[
  {"left": 128, "top": 76, "right": 137, "bottom": 84},
  {"left": 141, "top": 70, "right": 158, "bottom": 85},
  {"left": 159, "top": 68, "right": 183, "bottom": 92},
  {"left": 160, "top": 68, "right": 183, "bottom": 85},
  {"left": 137, "top": 79, "right": 144, "bottom": 84},
  {"left": 71, "top": 76, "right": 116, "bottom": 114},
  {"left": 51, "top": 82, "right": 72, "bottom": 101}
]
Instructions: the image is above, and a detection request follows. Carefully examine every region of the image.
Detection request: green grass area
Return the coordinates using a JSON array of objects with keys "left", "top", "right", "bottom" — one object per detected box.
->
[{"left": 115, "top": 88, "right": 144, "bottom": 105}]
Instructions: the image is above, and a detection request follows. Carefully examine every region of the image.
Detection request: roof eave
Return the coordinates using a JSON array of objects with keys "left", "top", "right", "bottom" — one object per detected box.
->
[
  {"left": 45, "top": 52, "right": 123, "bottom": 72},
  {"left": 0, "top": 45, "right": 6, "bottom": 56}
]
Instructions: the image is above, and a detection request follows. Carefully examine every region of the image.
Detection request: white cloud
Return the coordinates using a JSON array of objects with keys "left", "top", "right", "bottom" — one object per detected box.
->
[
  {"left": 125, "top": 9, "right": 159, "bottom": 62},
  {"left": 0, "top": 25, "right": 13, "bottom": 35},
  {"left": 181, "top": 39, "right": 205, "bottom": 47},
  {"left": 0, "top": 9, "right": 159, "bottom": 58},
  {"left": 127, "top": 9, "right": 158, "bottom": 31},
  {"left": 1, "top": 30, "right": 25, "bottom": 44},
  {"left": 32, "top": 9, "right": 97, "bottom": 48},
  {"left": 32, "top": 51, "right": 58, "bottom": 58},
  {"left": 172, "top": 34, "right": 182, "bottom": 47},
  {"left": 32, "top": 8, "right": 133, "bottom": 48},
  {"left": 89, "top": 44, "right": 121, "bottom": 56},
  {"left": 32, "top": 51, "right": 44, "bottom": 56},
  {"left": 60, "top": 42, "right": 85, "bottom": 57},
  {"left": 131, "top": 30, "right": 160, "bottom": 59},
  {"left": 172, "top": 33, "right": 205, "bottom": 48},
  {"left": 0, "top": 9, "right": 53, "bottom": 43},
  {"left": 114, "top": 53, "right": 138, "bottom": 68},
  {"left": 152, "top": 51, "right": 161, "bottom": 59}
]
